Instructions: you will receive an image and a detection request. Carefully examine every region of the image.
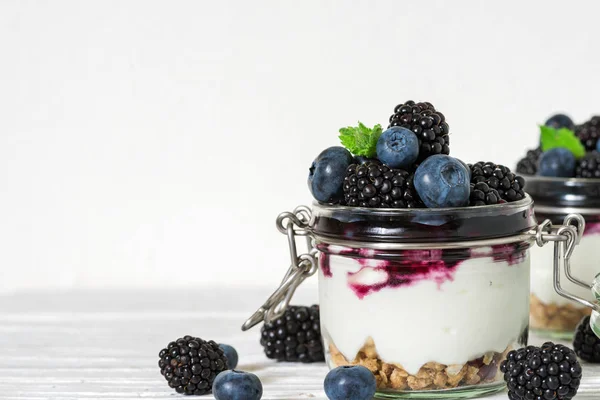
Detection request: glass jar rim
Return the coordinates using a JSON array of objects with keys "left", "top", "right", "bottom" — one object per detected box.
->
[
  {"left": 523, "top": 174, "right": 600, "bottom": 212},
  {"left": 309, "top": 194, "right": 536, "bottom": 244}
]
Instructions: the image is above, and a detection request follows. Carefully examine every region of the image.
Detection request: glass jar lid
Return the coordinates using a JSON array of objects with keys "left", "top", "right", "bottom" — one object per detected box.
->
[{"left": 309, "top": 195, "right": 536, "bottom": 244}]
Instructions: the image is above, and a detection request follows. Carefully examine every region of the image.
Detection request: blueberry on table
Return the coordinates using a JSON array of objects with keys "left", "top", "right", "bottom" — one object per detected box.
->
[
  {"left": 376, "top": 126, "right": 419, "bottom": 169},
  {"left": 414, "top": 155, "right": 470, "bottom": 208},
  {"left": 308, "top": 146, "right": 354, "bottom": 203},
  {"left": 324, "top": 365, "right": 377, "bottom": 400},
  {"left": 545, "top": 113, "right": 575, "bottom": 131},
  {"left": 213, "top": 370, "right": 263, "bottom": 400},
  {"left": 538, "top": 148, "right": 575, "bottom": 178},
  {"left": 219, "top": 343, "right": 239, "bottom": 369}
]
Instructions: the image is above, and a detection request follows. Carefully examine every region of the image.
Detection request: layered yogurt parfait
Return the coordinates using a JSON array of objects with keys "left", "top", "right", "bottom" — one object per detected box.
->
[
  {"left": 516, "top": 114, "right": 600, "bottom": 337},
  {"left": 304, "top": 101, "right": 534, "bottom": 397}
]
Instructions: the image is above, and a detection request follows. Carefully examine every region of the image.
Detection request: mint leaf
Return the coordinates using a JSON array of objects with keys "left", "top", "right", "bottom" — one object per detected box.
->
[
  {"left": 540, "top": 125, "right": 585, "bottom": 159},
  {"left": 338, "top": 122, "right": 383, "bottom": 157}
]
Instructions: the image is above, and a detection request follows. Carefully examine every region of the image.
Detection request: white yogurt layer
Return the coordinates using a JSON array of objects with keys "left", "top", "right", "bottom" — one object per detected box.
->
[
  {"left": 531, "top": 232, "right": 600, "bottom": 307},
  {"left": 319, "top": 252, "right": 530, "bottom": 375}
]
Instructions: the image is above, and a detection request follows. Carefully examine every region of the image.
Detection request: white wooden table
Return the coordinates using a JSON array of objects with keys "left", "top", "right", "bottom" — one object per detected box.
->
[{"left": 0, "top": 287, "right": 598, "bottom": 399}]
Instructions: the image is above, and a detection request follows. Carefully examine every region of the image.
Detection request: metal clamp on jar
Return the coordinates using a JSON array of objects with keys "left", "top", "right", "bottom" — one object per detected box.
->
[
  {"left": 243, "top": 197, "right": 592, "bottom": 399},
  {"left": 526, "top": 175, "right": 600, "bottom": 338}
]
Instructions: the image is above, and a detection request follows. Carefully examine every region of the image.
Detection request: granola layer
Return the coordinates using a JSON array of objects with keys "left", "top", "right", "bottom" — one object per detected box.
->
[
  {"left": 328, "top": 337, "right": 508, "bottom": 391},
  {"left": 530, "top": 294, "right": 590, "bottom": 332}
]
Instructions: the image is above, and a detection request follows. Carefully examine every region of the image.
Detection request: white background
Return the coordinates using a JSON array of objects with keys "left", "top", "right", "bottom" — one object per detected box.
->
[{"left": 1, "top": 0, "right": 599, "bottom": 293}]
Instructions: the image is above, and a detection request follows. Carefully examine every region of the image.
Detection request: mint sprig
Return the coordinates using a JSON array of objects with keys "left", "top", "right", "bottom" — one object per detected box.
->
[
  {"left": 339, "top": 122, "right": 382, "bottom": 157},
  {"left": 540, "top": 125, "right": 585, "bottom": 159}
]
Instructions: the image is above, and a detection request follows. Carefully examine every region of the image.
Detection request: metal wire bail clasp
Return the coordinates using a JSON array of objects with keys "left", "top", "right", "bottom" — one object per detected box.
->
[
  {"left": 534, "top": 214, "right": 600, "bottom": 314},
  {"left": 241, "top": 206, "right": 317, "bottom": 331}
]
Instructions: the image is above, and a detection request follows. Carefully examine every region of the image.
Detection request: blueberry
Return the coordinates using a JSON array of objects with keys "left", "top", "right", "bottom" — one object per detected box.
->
[
  {"left": 324, "top": 365, "right": 376, "bottom": 400},
  {"left": 308, "top": 146, "right": 354, "bottom": 203},
  {"left": 376, "top": 127, "right": 419, "bottom": 168},
  {"left": 414, "top": 155, "right": 470, "bottom": 208},
  {"left": 213, "top": 370, "right": 262, "bottom": 400},
  {"left": 219, "top": 343, "right": 238, "bottom": 369},
  {"left": 545, "top": 114, "right": 574, "bottom": 131},
  {"left": 538, "top": 148, "right": 575, "bottom": 178},
  {"left": 596, "top": 140, "right": 600, "bottom": 153}
]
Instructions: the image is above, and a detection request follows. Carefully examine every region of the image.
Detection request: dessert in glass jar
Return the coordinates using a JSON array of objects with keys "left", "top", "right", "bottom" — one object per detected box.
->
[
  {"left": 243, "top": 102, "right": 586, "bottom": 399},
  {"left": 312, "top": 200, "right": 534, "bottom": 398},
  {"left": 516, "top": 113, "right": 600, "bottom": 337}
]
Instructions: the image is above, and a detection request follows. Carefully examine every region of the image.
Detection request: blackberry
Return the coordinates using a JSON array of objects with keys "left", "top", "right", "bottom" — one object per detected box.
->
[
  {"left": 500, "top": 342, "right": 582, "bottom": 400},
  {"left": 469, "top": 181, "right": 503, "bottom": 207},
  {"left": 575, "top": 116, "right": 600, "bottom": 152},
  {"left": 158, "top": 335, "right": 228, "bottom": 395},
  {"left": 516, "top": 147, "right": 542, "bottom": 175},
  {"left": 573, "top": 315, "right": 600, "bottom": 362},
  {"left": 343, "top": 162, "right": 423, "bottom": 208},
  {"left": 575, "top": 151, "right": 600, "bottom": 178},
  {"left": 388, "top": 100, "right": 450, "bottom": 161},
  {"left": 260, "top": 304, "right": 324, "bottom": 363},
  {"left": 469, "top": 162, "right": 525, "bottom": 204}
]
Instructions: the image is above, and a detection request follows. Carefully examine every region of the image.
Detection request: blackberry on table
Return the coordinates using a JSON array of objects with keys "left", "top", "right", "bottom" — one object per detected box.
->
[
  {"left": 343, "top": 162, "right": 423, "bottom": 208},
  {"left": 469, "top": 161, "right": 525, "bottom": 204},
  {"left": 388, "top": 100, "right": 450, "bottom": 161},
  {"left": 516, "top": 147, "right": 542, "bottom": 175},
  {"left": 575, "top": 116, "right": 600, "bottom": 152},
  {"left": 260, "top": 305, "right": 324, "bottom": 363},
  {"left": 573, "top": 315, "right": 600, "bottom": 363},
  {"left": 500, "top": 342, "right": 582, "bottom": 400},
  {"left": 575, "top": 151, "right": 600, "bottom": 178},
  {"left": 158, "top": 335, "right": 228, "bottom": 395}
]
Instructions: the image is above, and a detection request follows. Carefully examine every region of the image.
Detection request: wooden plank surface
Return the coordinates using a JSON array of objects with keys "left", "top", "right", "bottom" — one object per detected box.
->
[{"left": 0, "top": 288, "right": 598, "bottom": 399}]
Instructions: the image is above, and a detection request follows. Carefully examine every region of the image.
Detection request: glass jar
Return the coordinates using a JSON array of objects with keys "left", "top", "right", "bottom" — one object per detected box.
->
[
  {"left": 526, "top": 175, "right": 600, "bottom": 338},
  {"left": 312, "top": 199, "right": 535, "bottom": 398},
  {"left": 242, "top": 197, "right": 585, "bottom": 399}
]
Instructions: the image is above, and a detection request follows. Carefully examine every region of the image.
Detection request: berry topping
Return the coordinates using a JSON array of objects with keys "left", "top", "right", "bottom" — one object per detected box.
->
[
  {"left": 212, "top": 370, "right": 263, "bottom": 400},
  {"left": 500, "top": 342, "right": 581, "bottom": 400},
  {"left": 158, "top": 336, "right": 229, "bottom": 395},
  {"left": 376, "top": 126, "right": 419, "bottom": 169},
  {"left": 388, "top": 100, "right": 450, "bottom": 161},
  {"left": 324, "top": 365, "right": 377, "bottom": 400},
  {"left": 545, "top": 114, "right": 575, "bottom": 131},
  {"left": 414, "top": 155, "right": 470, "bottom": 208},
  {"left": 260, "top": 304, "right": 324, "bottom": 363},
  {"left": 219, "top": 344, "right": 239, "bottom": 369},
  {"left": 575, "top": 116, "right": 600, "bottom": 152},
  {"left": 469, "top": 181, "right": 502, "bottom": 207},
  {"left": 343, "top": 162, "right": 423, "bottom": 208},
  {"left": 308, "top": 146, "right": 354, "bottom": 203},
  {"left": 516, "top": 147, "right": 542, "bottom": 175},
  {"left": 538, "top": 148, "right": 576, "bottom": 178},
  {"left": 573, "top": 315, "right": 600, "bottom": 363},
  {"left": 575, "top": 151, "right": 600, "bottom": 178},
  {"left": 469, "top": 162, "right": 525, "bottom": 204}
]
